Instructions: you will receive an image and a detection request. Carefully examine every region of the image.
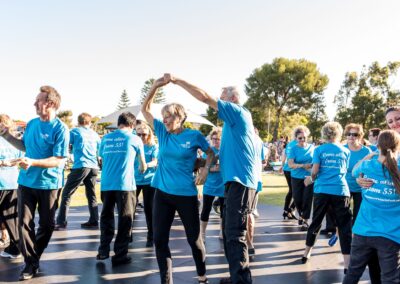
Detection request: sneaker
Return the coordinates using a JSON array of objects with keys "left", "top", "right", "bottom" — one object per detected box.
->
[
  {"left": 252, "top": 209, "right": 260, "bottom": 218},
  {"left": 320, "top": 228, "right": 336, "bottom": 235},
  {"left": 96, "top": 253, "right": 109, "bottom": 261},
  {"left": 19, "top": 264, "right": 40, "bottom": 281},
  {"left": 248, "top": 247, "right": 256, "bottom": 256},
  {"left": 145, "top": 239, "right": 153, "bottom": 247},
  {"left": 0, "top": 250, "right": 22, "bottom": 259},
  {"left": 212, "top": 200, "right": 221, "bottom": 215},
  {"left": 54, "top": 224, "right": 67, "bottom": 231},
  {"left": 81, "top": 222, "right": 99, "bottom": 229},
  {"left": 328, "top": 233, "right": 338, "bottom": 246}
]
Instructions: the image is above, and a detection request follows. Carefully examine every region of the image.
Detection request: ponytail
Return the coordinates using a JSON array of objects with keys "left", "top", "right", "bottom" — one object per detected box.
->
[
  {"left": 383, "top": 149, "right": 400, "bottom": 194},
  {"left": 378, "top": 130, "right": 400, "bottom": 194}
]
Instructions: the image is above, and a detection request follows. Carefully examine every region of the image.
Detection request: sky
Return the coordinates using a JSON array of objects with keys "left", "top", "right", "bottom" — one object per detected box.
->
[{"left": 1, "top": 0, "right": 399, "bottom": 123}]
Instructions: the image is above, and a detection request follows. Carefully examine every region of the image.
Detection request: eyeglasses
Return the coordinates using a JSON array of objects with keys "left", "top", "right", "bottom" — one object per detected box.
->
[
  {"left": 137, "top": 133, "right": 148, "bottom": 137},
  {"left": 211, "top": 137, "right": 220, "bottom": 141},
  {"left": 297, "top": 137, "right": 306, "bottom": 140},
  {"left": 346, "top": 133, "right": 360, "bottom": 137}
]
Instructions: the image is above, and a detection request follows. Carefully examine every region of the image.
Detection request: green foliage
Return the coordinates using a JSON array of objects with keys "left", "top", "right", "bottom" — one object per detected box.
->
[
  {"left": 140, "top": 78, "right": 165, "bottom": 104},
  {"left": 245, "top": 57, "right": 329, "bottom": 140},
  {"left": 57, "top": 110, "right": 73, "bottom": 128},
  {"left": 183, "top": 121, "right": 195, "bottom": 129},
  {"left": 306, "top": 96, "right": 329, "bottom": 141},
  {"left": 117, "top": 89, "right": 131, "bottom": 110},
  {"left": 199, "top": 107, "right": 222, "bottom": 136},
  {"left": 95, "top": 122, "right": 112, "bottom": 135},
  {"left": 334, "top": 61, "right": 400, "bottom": 133}
]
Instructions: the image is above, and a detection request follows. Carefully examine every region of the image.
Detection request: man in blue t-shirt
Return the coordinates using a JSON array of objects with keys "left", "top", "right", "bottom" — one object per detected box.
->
[
  {"left": 96, "top": 112, "right": 146, "bottom": 266},
  {"left": 0, "top": 86, "right": 69, "bottom": 281},
  {"left": 167, "top": 74, "right": 258, "bottom": 284},
  {"left": 56, "top": 113, "right": 101, "bottom": 230}
]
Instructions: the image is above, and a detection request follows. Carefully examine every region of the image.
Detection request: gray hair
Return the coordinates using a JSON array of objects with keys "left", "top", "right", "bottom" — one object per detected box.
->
[
  {"left": 222, "top": 86, "right": 240, "bottom": 101},
  {"left": 321, "top": 121, "right": 343, "bottom": 142},
  {"left": 161, "top": 103, "right": 187, "bottom": 126}
]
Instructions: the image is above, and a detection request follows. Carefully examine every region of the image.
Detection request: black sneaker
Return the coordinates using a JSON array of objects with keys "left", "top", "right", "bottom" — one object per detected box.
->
[
  {"left": 19, "top": 264, "right": 40, "bottom": 281},
  {"left": 96, "top": 253, "right": 109, "bottom": 261},
  {"left": 145, "top": 239, "right": 153, "bottom": 247},
  {"left": 54, "top": 224, "right": 67, "bottom": 231},
  {"left": 111, "top": 255, "right": 132, "bottom": 266},
  {"left": 248, "top": 247, "right": 256, "bottom": 256},
  {"left": 81, "top": 222, "right": 99, "bottom": 229},
  {"left": 320, "top": 228, "right": 336, "bottom": 235}
]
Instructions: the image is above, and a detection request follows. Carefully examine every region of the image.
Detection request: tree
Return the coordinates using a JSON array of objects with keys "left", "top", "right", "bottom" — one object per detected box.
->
[
  {"left": 117, "top": 89, "right": 130, "bottom": 110},
  {"left": 245, "top": 58, "right": 329, "bottom": 141},
  {"left": 306, "top": 96, "right": 329, "bottom": 141},
  {"left": 334, "top": 61, "right": 400, "bottom": 133},
  {"left": 140, "top": 78, "right": 166, "bottom": 104},
  {"left": 199, "top": 106, "right": 221, "bottom": 136},
  {"left": 57, "top": 110, "right": 73, "bottom": 128}
]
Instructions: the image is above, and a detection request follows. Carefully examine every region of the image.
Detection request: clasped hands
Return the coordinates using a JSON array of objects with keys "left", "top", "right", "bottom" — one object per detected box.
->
[
  {"left": 0, "top": 157, "right": 32, "bottom": 170},
  {"left": 153, "top": 73, "right": 177, "bottom": 88}
]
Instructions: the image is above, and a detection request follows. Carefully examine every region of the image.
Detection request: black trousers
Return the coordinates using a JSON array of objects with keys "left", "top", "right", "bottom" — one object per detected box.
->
[
  {"left": 222, "top": 182, "right": 256, "bottom": 284},
  {"left": 283, "top": 170, "right": 296, "bottom": 212},
  {"left": 201, "top": 194, "right": 225, "bottom": 221},
  {"left": 18, "top": 185, "right": 60, "bottom": 266},
  {"left": 343, "top": 235, "right": 400, "bottom": 284},
  {"left": 153, "top": 189, "right": 206, "bottom": 284},
  {"left": 98, "top": 190, "right": 135, "bottom": 259},
  {"left": 291, "top": 177, "right": 313, "bottom": 219},
  {"left": 57, "top": 168, "right": 99, "bottom": 225},
  {"left": 0, "top": 190, "right": 19, "bottom": 253},
  {"left": 136, "top": 184, "right": 156, "bottom": 241},
  {"left": 306, "top": 193, "right": 352, "bottom": 254}
]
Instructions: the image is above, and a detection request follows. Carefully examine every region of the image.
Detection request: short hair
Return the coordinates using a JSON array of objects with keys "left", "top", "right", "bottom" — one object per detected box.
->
[
  {"left": 291, "top": 125, "right": 310, "bottom": 140},
  {"left": 344, "top": 123, "right": 364, "bottom": 138},
  {"left": 117, "top": 112, "right": 136, "bottom": 127},
  {"left": 222, "top": 86, "right": 240, "bottom": 102},
  {"left": 136, "top": 122, "right": 155, "bottom": 146},
  {"left": 209, "top": 127, "right": 222, "bottom": 140},
  {"left": 0, "top": 114, "right": 14, "bottom": 130},
  {"left": 321, "top": 121, "right": 343, "bottom": 142},
  {"left": 369, "top": 128, "right": 381, "bottom": 137},
  {"left": 161, "top": 103, "right": 187, "bottom": 126},
  {"left": 78, "top": 113, "right": 92, "bottom": 126},
  {"left": 40, "top": 86, "right": 61, "bottom": 110},
  {"left": 385, "top": 106, "right": 400, "bottom": 116}
]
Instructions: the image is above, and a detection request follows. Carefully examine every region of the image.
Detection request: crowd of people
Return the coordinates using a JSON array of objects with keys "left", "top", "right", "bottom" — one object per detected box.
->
[{"left": 0, "top": 78, "right": 399, "bottom": 283}]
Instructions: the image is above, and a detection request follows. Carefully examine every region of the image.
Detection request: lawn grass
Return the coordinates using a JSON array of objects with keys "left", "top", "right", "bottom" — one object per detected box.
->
[{"left": 68, "top": 172, "right": 289, "bottom": 207}]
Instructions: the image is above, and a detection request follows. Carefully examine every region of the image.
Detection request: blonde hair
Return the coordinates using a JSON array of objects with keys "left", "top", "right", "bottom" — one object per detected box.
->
[
  {"left": 136, "top": 122, "right": 156, "bottom": 146},
  {"left": 291, "top": 125, "right": 310, "bottom": 140},
  {"left": 40, "top": 85, "right": 61, "bottom": 110},
  {"left": 344, "top": 123, "right": 364, "bottom": 138},
  {"left": 161, "top": 103, "right": 187, "bottom": 126},
  {"left": 377, "top": 130, "right": 400, "bottom": 194},
  {"left": 321, "top": 121, "right": 343, "bottom": 142}
]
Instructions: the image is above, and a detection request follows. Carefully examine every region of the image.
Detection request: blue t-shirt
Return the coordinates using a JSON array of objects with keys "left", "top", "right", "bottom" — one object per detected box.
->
[
  {"left": 352, "top": 159, "right": 400, "bottom": 244},
  {"left": 202, "top": 147, "right": 224, "bottom": 197},
  {"left": 0, "top": 137, "right": 23, "bottom": 190},
  {"left": 288, "top": 143, "right": 314, "bottom": 179},
  {"left": 313, "top": 143, "right": 350, "bottom": 197},
  {"left": 369, "top": 144, "right": 378, "bottom": 152},
  {"left": 282, "top": 140, "right": 297, "bottom": 172},
  {"left": 70, "top": 126, "right": 100, "bottom": 169},
  {"left": 151, "top": 119, "right": 209, "bottom": 196},
  {"left": 255, "top": 135, "right": 265, "bottom": 192},
  {"left": 18, "top": 117, "right": 69, "bottom": 190},
  {"left": 217, "top": 100, "right": 258, "bottom": 189},
  {"left": 134, "top": 144, "right": 159, "bottom": 185},
  {"left": 344, "top": 144, "right": 372, "bottom": 193},
  {"left": 99, "top": 129, "right": 143, "bottom": 191}
]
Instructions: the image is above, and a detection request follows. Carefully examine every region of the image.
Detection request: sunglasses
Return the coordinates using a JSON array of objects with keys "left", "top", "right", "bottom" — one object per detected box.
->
[
  {"left": 137, "top": 133, "right": 148, "bottom": 137},
  {"left": 346, "top": 133, "right": 360, "bottom": 137},
  {"left": 297, "top": 137, "right": 306, "bottom": 140}
]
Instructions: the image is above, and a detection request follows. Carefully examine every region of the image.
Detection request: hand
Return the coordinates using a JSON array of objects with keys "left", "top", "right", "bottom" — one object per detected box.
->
[
  {"left": 16, "top": 157, "right": 33, "bottom": 170},
  {"left": 1, "top": 159, "right": 20, "bottom": 167},
  {"left": 303, "top": 164, "right": 312, "bottom": 170},
  {"left": 140, "top": 163, "right": 148, "bottom": 174},
  {"left": 304, "top": 176, "right": 313, "bottom": 186},
  {"left": 356, "top": 177, "right": 373, "bottom": 188},
  {"left": 164, "top": 73, "right": 176, "bottom": 83},
  {"left": 195, "top": 168, "right": 208, "bottom": 185},
  {"left": 153, "top": 76, "right": 170, "bottom": 89}
]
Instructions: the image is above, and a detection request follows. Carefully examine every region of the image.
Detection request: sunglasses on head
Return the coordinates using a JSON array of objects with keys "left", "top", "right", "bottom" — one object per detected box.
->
[{"left": 346, "top": 133, "right": 359, "bottom": 137}]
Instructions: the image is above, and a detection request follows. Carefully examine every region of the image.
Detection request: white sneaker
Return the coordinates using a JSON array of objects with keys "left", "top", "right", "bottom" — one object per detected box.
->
[
  {"left": 0, "top": 251, "right": 22, "bottom": 259},
  {"left": 252, "top": 209, "right": 260, "bottom": 218}
]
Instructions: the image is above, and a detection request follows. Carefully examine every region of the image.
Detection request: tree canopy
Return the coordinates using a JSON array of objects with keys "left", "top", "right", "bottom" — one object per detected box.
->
[{"left": 117, "top": 89, "right": 131, "bottom": 110}]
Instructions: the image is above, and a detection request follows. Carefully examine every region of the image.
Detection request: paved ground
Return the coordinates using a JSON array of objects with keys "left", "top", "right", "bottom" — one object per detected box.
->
[{"left": 0, "top": 203, "right": 371, "bottom": 284}]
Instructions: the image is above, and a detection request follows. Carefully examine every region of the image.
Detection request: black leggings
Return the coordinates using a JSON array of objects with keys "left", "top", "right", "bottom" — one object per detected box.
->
[
  {"left": 136, "top": 185, "right": 156, "bottom": 240},
  {"left": 291, "top": 177, "right": 313, "bottom": 219},
  {"left": 283, "top": 171, "right": 296, "bottom": 212},
  {"left": 153, "top": 189, "right": 206, "bottom": 283},
  {"left": 200, "top": 195, "right": 224, "bottom": 222}
]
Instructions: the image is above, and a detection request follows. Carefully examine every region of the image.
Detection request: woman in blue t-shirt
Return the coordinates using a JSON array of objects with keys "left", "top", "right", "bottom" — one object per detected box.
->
[
  {"left": 301, "top": 122, "right": 353, "bottom": 272},
  {"left": 288, "top": 126, "right": 314, "bottom": 230},
  {"left": 141, "top": 76, "right": 214, "bottom": 284},
  {"left": 200, "top": 128, "right": 224, "bottom": 243},
  {"left": 343, "top": 130, "right": 400, "bottom": 283},
  {"left": 134, "top": 122, "right": 158, "bottom": 248},
  {"left": 343, "top": 123, "right": 372, "bottom": 223}
]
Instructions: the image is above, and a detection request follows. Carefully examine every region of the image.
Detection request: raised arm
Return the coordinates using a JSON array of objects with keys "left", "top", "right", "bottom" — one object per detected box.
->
[
  {"left": 166, "top": 74, "right": 218, "bottom": 111},
  {"left": 141, "top": 76, "right": 170, "bottom": 128},
  {"left": 0, "top": 125, "right": 25, "bottom": 152}
]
